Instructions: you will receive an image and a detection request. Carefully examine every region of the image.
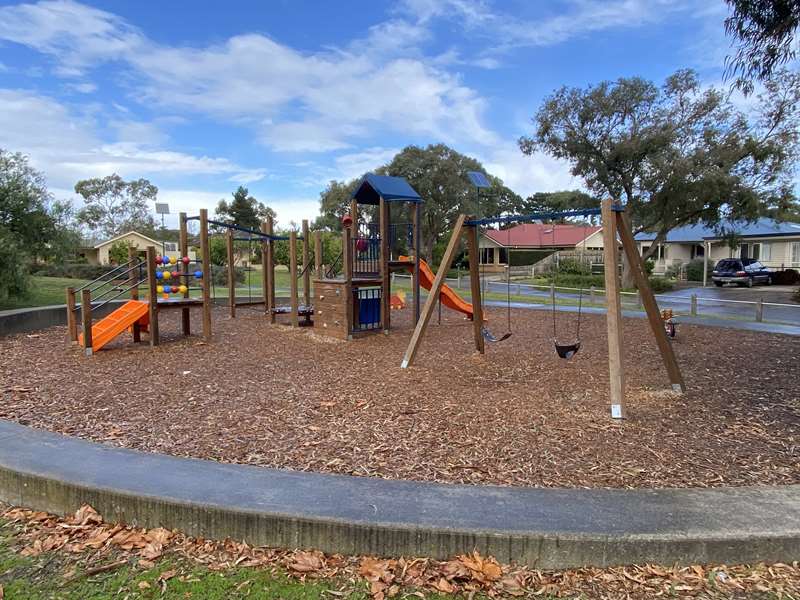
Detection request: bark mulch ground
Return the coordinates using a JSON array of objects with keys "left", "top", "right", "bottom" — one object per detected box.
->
[{"left": 0, "top": 305, "right": 797, "bottom": 489}]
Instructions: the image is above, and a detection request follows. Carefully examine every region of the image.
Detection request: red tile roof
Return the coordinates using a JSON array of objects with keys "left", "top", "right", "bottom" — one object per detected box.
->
[{"left": 483, "top": 223, "right": 601, "bottom": 248}]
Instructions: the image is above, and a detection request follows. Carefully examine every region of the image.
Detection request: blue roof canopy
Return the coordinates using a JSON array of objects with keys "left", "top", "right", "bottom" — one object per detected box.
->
[
  {"left": 635, "top": 218, "right": 800, "bottom": 242},
  {"left": 352, "top": 174, "right": 423, "bottom": 205}
]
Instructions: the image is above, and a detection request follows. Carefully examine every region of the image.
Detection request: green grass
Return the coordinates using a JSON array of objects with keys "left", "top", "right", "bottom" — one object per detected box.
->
[
  {"left": 0, "top": 518, "right": 464, "bottom": 600},
  {"left": 0, "top": 277, "right": 92, "bottom": 311}
]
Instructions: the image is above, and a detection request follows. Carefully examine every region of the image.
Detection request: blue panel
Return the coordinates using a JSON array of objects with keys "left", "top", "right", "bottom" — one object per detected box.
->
[
  {"left": 359, "top": 297, "right": 381, "bottom": 326},
  {"left": 467, "top": 171, "right": 491, "bottom": 188},
  {"left": 352, "top": 174, "right": 423, "bottom": 205}
]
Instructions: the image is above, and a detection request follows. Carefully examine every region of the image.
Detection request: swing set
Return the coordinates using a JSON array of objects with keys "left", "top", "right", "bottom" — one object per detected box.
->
[{"left": 400, "top": 200, "right": 686, "bottom": 419}]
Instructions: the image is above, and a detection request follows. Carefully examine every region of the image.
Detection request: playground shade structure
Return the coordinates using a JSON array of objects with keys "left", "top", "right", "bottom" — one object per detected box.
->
[{"left": 399, "top": 256, "right": 473, "bottom": 319}]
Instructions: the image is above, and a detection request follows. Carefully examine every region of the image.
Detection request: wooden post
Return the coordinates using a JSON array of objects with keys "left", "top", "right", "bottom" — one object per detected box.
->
[
  {"left": 314, "top": 230, "right": 323, "bottom": 280},
  {"left": 465, "top": 222, "right": 484, "bottom": 354},
  {"left": 350, "top": 199, "right": 359, "bottom": 234},
  {"left": 179, "top": 212, "right": 190, "bottom": 335},
  {"left": 402, "top": 215, "right": 468, "bottom": 368},
  {"left": 550, "top": 283, "right": 556, "bottom": 306},
  {"left": 616, "top": 208, "right": 685, "bottom": 394},
  {"left": 690, "top": 294, "right": 698, "bottom": 316},
  {"left": 379, "top": 196, "right": 390, "bottom": 333},
  {"left": 145, "top": 246, "right": 159, "bottom": 347},
  {"left": 226, "top": 229, "right": 236, "bottom": 318},
  {"left": 343, "top": 227, "right": 353, "bottom": 337},
  {"left": 80, "top": 289, "right": 93, "bottom": 355},
  {"left": 261, "top": 220, "right": 270, "bottom": 314},
  {"left": 589, "top": 285, "right": 596, "bottom": 306},
  {"left": 199, "top": 209, "right": 212, "bottom": 340},
  {"left": 302, "top": 219, "right": 310, "bottom": 307},
  {"left": 601, "top": 200, "right": 625, "bottom": 419},
  {"left": 128, "top": 246, "right": 141, "bottom": 343},
  {"left": 412, "top": 201, "right": 421, "bottom": 325},
  {"left": 756, "top": 297, "right": 763, "bottom": 322},
  {"left": 66, "top": 287, "right": 78, "bottom": 342},
  {"left": 289, "top": 230, "right": 299, "bottom": 327},
  {"left": 264, "top": 217, "right": 275, "bottom": 323}
]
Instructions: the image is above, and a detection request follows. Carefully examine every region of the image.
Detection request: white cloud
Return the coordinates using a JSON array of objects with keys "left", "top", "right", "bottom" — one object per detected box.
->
[
  {"left": 482, "top": 143, "right": 580, "bottom": 197},
  {"left": 64, "top": 81, "right": 97, "bottom": 93},
  {"left": 334, "top": 147, "right": 401, "bottom": 181},
  {"left": 0, "top": 88, "right": 265, "bottom": 189}
]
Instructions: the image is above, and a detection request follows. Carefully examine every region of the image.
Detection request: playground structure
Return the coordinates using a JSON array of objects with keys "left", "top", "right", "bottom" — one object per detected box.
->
[
  {"left": 401, "top": 199, "right": 686, "bottom": 419},
  {"left": 66, "top": 174, "right": 465, "bottom": 349}
]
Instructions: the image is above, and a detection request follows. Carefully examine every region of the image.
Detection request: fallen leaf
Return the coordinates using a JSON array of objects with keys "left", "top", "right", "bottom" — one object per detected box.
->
[
  {"left": 159, "top": 569, "right": 177, "bottom": 581},
  {"left": 137, "top": 581, "right": 150, "bottom": 590},
  {"left": 72, "top": 505, "right": 103, "bottom": 526},
  {"left": 289, "top": 551, "right": 324, "bottom": 573}
]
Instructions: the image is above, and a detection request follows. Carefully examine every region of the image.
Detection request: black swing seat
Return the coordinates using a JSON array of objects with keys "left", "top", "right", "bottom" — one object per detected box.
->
[
  {"left": 554, "top": 341, "right": 580, "bottom": 359},
  {"left": 481, "top": 326, "right": 512, "bottom": 343}
]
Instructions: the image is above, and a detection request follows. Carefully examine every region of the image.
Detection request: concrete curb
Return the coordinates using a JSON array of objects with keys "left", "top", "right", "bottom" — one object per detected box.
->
[{"left": 1, "top": 421, "right": 798, "bottom": 568}]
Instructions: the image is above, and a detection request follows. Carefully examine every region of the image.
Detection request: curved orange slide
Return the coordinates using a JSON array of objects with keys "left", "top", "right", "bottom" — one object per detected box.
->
[{"left": 399, "top": 256, "right": 474, "bottom": 318}]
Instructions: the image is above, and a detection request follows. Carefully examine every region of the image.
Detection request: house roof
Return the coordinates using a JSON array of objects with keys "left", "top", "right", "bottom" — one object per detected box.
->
[
  {"left": 352, "top": 174, "right": 423, "bottom": 205},
  {"left": 635, "top": 218, "right": 800, "bottom": 243},
  {"left": 483, "top": 223, "right": 602, "bottom": 248},
  {"left": 94, "top": 230, "right": 163, "bottom": 249}
]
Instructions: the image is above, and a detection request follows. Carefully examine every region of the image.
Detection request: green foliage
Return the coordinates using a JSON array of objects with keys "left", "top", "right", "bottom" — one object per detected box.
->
[
  {"left": 215, "top": 186, "right": 276, "bottom": 231},
  {"left": 209, "top": 265, "right": 246, "bottom": 286},
  {"left": 0, "top": 227, "right": 30, "bottom": 301},
  {"left": 108, "top": 239, "right": 136, "bottom": 265},
  {"left": 724, "top": 1, "right": 800, "bottom": 93},
  {"left": 522, "top": 69, "right": 800, "bottom": 285},
  {"left": 644, "top": 260, "right": 655, "bottom": 276},
  {"left": 648, "top": 276, "right": 675, "bottom": 293},
  {"left": 521, "top": 190, "right": 599, "bottom": 217},
  {"left": 75, "top": 174, "right": 158, "bottom": 238},
  {"left": 208, "top": 237, "right": 227, "bottom": 266},
  {"left": 31, "top": 263, "right": 111, "bottom": 280},
  {"left": 550, "top": 257, "right": 591, "bottom": 276},
  {"left": 508, "top": 250, "right": 551, "bottom": 267},
  {"left": 685, "top": 259, "right": 714, "bottom": 282},
  {"left": 316, "top": 144, "right": 522, "bottom": 261}
]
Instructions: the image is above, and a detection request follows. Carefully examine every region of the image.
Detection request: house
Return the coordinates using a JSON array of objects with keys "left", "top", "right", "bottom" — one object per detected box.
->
[
  {"left": 635, "top": 218, "right": 800, "bottom": 280},
  {"left": 478, "top": 223, "right": 604, "bottom": 272},
  {"left": 79, "top": 231, "right": 197, "bottom": 266}
]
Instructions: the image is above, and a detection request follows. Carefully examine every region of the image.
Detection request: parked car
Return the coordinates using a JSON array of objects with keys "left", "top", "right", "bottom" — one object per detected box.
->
[{"left": 711, "top": 258, "right": 773, "bottom": 287}]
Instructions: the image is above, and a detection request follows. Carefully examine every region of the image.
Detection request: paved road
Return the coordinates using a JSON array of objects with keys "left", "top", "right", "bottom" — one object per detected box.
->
[{"left": 460, "top": 278, "right": 800, "bottom": 327}]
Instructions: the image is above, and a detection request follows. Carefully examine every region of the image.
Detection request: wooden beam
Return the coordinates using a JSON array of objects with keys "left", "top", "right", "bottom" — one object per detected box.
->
[
  {"left": 146, "top": 245, "right": 160, "bottom": 347},
  {"left": 265, "top": 216, "right": 275, "bottom": 323},
  {"left": 616, "top": 208, "right": 686, "bottom": 393},
  {"left": 343, "top": 226, "right": 353, "bottom": 338},
  {"left": 601, "top": 200, "right": 624, "bottom": 418},
  {"left": 199, "top": 209, "right": 212, "bottom": 341},
  {"left": 226, "top": 228, "right": 236, "bottom": 318},
  {"left": 350, "top": 198, "right": 358, "bottom": 234},
  {"left": 411, "top": 202, "right": 421, "bottom": 325},
  {"left": 80, "top": 289, "right": 92, "bottom": 356},
  {"left": 302, "top": 219, "right": 310, "bottom": 307},
  {"left": 179, "top": 212, "right": 190, "bottom": 335},
  {"left": 128, "top": 245, "right": 141, "bottom": 343},
  {"left": 379, "top": 196, "right": 390, "bottom": 333},
  {"left": 289, "top": 230, "right": 299, "bottom": 327},
  {"left": 465, "top": 223, "right": 485, "bottom": 354},
  {"left": 401, "top": 215, "right": 467, "bottom": 368},
  {"left": 65, "top": 287, "right": 77, "bottom": 343},
  {"left": 314, "top": 230, "right": 323, "bottom": 280}
]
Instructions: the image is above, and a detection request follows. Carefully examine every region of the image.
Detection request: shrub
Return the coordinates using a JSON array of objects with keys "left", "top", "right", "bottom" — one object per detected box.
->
[
  {"left": 773, "top": 269, "right": 800, "bottom": 285},
  {"left": 648, "top": 276, "right": 675, "bottom": 293},
  {"left": 108, "top": 239, "right": 136, "bottom": 265},
  {"left": 31, "top": 262, "right": 110, "bottom": 280},
  {"left": 644, "top": 259, "right": 655, "bottom": 276},
  {"left": 209, "top": 265, "right": 247, "bottom": 286},
  {"left": 685, "top": 259, "right": 714, "bottom": 282},
  {"left": 0, "top": 228, "right": 30, "bottom": 300}
]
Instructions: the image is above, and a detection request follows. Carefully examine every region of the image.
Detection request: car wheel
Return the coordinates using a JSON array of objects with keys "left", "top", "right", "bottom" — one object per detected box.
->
[{"left": 746, "top": 277, "right": 754, "bottom": 288}]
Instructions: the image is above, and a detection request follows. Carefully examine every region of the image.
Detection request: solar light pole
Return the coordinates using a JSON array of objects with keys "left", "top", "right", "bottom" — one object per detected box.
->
[
  {"left": 155, "top": 203, "right": 170, "bottom": 256},
  {"left": 467, "top": 171, "right": 491, "bottom": 275}
]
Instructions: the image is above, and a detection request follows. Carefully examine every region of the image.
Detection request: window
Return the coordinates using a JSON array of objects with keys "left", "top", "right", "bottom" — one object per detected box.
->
[
  {"left": 741, "top": 242, "right": 761, "bottom": 260},
  {"left": 761, "top": 242, "right": 771, "bottom": 262},
  {"left": 691, "top": 244, "right": 705, "bottom": 259},
  {"left": 792, "top": 242, "right": 800, "bottom": 267},
  {"left": 164, "top": 242, "right": 177, "bottom": 252}
]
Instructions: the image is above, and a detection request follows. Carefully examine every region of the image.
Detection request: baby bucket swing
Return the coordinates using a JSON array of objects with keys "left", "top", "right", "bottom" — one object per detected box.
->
[
  {"left": 479, "top": 224, "right": 512, "bottom": 343},
  {"left": 547, "top": 221, "right": 590, "bottom": 360}
]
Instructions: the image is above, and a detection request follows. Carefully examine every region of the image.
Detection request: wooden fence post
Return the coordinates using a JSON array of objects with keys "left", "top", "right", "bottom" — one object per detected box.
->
[
  {"left": 756, "top": 297, "right": 763, "bottom": 322},
  {"left": 80, "top": 289, "right": 92, "bottom": 355},
  {"left": 589, "top": 285, "right": 596, "bottom": 306},
  {"left": 690, "top": 294, "right": 698, "bottom": 316}
]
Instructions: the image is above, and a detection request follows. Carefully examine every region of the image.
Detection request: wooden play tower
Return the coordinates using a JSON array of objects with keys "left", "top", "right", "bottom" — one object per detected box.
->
[{"left": 313, "top": 174, "right": 423, "bottom": 340}]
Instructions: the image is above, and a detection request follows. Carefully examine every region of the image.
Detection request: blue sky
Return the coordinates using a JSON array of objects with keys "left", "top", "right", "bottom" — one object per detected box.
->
[{"left": 0, "top": 0, "right": 734, "bottom": 228}]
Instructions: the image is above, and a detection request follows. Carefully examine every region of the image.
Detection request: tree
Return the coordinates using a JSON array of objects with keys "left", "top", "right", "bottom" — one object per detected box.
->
[
  {"left": 314, "top": 180, "right": 360, "bottom": 231},
  {"left": 520, "top": 190, "right": 599, "bottom": 222},
  {"left": 108, "top": 239, "right": 137, "bottom": 265},
  {"left": 0, "top": 150, "right": 79, "bottom": 299},
  {"left": 724, "top": 0, "right": 800, "bottom": 93},
  {"left": 215, "top": 186, "right": 276, "bottom": 232},
  {"left": 75, "top": 174, "right": 158, "bottom": 239},
  {"left": 520, "top": 69, "right": 800, "bottom": 287}
]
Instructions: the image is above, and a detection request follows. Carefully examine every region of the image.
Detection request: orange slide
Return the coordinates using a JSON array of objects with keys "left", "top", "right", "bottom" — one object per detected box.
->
[
  {"left": 399, "top": 256, "right": 474, "bottom": 318},
  {"left": 79, "top": 300, "right": 149, "bottom": 351}
]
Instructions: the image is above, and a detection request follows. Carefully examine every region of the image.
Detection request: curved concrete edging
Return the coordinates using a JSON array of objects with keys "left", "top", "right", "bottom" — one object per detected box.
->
[{"left": 1, "top": 421, "right": 798, "bottom": 568}]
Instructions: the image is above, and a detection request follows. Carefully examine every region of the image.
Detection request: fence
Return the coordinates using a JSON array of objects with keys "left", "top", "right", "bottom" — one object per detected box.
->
[{"left": 392, "top": 273, "right": 800, "bottom": 326}]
